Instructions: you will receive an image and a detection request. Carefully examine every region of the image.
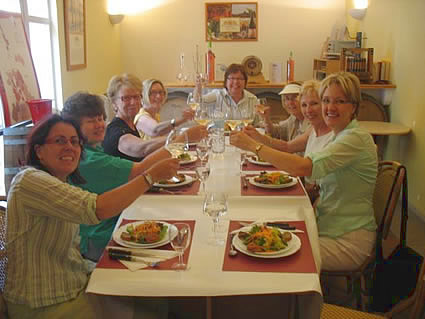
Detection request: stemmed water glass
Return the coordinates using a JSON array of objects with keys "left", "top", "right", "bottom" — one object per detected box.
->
[
  {"left": 195, "top": 138, "right": 209, "bottom": 165},
  {"left": 169, "top": 223, "right": 191, "bottom": 270},
  {"left": 202, "top": 192, "right": 228, "bottom": 245},
  {"left": 165, "top": 128, "right": 189, "bottom": 159},
  {"left": 196, "top": 162, "right": 210, "bottom": 195}
]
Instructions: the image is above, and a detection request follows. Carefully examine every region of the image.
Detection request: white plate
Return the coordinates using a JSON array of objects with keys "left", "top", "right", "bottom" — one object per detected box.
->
[
  {"left": 179, "top": 152, "right": 197, "bottom": 165},
  {"left": 248, "top": 174, "right": 298, "bottom": 189},
  {"left": 113, "top": 221, "right": 177, "bottom": 249},
  {"left": 153, "top": 175, "right": 195, "bottom": 188},
  {"left": 247, "top": 156, "right": 273, "bottom": 166},
  {"left": 232, "top": 226, "right": 301, "bottom": 258}
]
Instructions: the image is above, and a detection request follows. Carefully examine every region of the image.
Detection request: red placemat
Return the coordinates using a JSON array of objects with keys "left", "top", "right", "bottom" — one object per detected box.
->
[
  {"left": 97, "top": 219, "right": 196, "bottom": 270},
  {"left": 241, "top": 175, "right": 306, "bottom": 196},
  {"left": 243, "top": 160, "right": 279, "bottom": 171},
  {"left": 147, "top": 175, "right": 200, "bottom": 195},
  {"left": 222, "top": 221, "right": 317, "bottom": 273}
]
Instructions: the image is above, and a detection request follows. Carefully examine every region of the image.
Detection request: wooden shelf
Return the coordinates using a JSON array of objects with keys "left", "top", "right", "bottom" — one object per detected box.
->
[{"left": 165, "top": 81, "right": 396, "bottom": 89}]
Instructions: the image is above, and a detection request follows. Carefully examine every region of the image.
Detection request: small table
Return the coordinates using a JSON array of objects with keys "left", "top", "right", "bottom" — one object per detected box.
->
[
  {"left": 358, "top": 121, "right": 411, "bottom": 159},
  {"left": 358, "top": 121, "right": 411, "bottom": 136}
]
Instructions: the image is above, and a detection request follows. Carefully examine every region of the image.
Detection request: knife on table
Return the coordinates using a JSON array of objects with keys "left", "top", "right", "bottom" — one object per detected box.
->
[{"left": 107, "top": 247, "right": 165, "bottom": 258}]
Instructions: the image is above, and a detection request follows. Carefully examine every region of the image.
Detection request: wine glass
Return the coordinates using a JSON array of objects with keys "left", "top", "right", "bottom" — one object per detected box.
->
[
  {"left": 196, "top": 162, "right": 210, "bottom": 195},
  {"left": 165, "top": 128, "right": 189, "bottom": 159},
  {"left": 194, "top": 104, "right": 210, "bottom": 126},
  {"left": 187, "top": 93, "right": 200, "bottom": 111},
  {"left": 202, "top": 192, "right": 228, "bottom": 246},
  {"left": 256, "top": 97, "right": 268, "bottom": 115},
  {"left": 224, "top": 107, "right": 242, "bottom": 132},
  {"left": 169, "top": 223, "right": 191, "bottom": 270},
  {"left": 241, "top": 98, "right": 256, "bottom": 127},
  {"left": 195, "top": 138, "right": 209, "bottom": 165}
]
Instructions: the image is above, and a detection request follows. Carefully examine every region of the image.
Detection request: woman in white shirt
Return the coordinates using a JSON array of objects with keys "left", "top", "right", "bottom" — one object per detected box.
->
[{"left": 134, "top": 79, "right": 194, "bottom": 140}]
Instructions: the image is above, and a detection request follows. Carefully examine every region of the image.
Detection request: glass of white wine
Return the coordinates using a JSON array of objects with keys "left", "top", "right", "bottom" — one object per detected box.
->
[
  {"left": 256, "top": 97, "right": 268, "bottom": 115},
  {"left": 194, "top": 104, "right": 210, "bottom": 126},
  {"left": 202, "top": 192, "right": 228, "bottom": 246},
  {"left": 165, "top": 128, "right": 189, "bottom": 159},
  {"left": 169, "top": 223, "right": 191, "bottom": 270},
  {"left": 187, "top": 93, "right": 199, "bottom": 111},
  {"left": 241, "top": 98, "right": 256, "bottom": 127}
]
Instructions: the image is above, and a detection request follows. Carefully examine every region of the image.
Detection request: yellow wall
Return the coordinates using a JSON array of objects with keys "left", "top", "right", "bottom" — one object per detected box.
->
[
  {"left": 118, "top": 0, "right": 345, "bottom": 82},
  {"left": 56, "top": 0, "right": 122, "bottom": 100},
  {"left": 56, "top": 0, "right": 425, "bottom": 218},
  {"left": 349, "top": 0, "right": 425, "bottom": 218}
]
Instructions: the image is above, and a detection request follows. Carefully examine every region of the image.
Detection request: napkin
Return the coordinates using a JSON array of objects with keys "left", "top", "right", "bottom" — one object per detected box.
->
[{"left": 107, "top": 247, "right": 179, "bottom": 271}]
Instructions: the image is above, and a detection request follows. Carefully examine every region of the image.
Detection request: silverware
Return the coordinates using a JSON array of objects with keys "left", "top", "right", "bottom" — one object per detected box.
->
[
  {"left": 228, "top": 234, "right": 238, "bottom": 256},
  {"left": 106, "top": 247, "right": 165, "bottom": 259}
]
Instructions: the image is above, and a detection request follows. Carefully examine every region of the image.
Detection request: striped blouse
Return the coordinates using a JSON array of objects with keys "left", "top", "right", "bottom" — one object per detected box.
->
[{"left": 5, "top": 168, "right": 99, "bottom": 308}]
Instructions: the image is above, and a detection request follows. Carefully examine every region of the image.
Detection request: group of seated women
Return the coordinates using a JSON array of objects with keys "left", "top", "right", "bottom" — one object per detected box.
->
[{"left": 4, "top": 67, "right": 378, "bottom": 318}]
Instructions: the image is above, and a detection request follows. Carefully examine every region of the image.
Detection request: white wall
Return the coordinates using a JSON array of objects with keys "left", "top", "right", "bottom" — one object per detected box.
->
[{"left": 118, "top": 0, "right": 345, "bottom": 83}]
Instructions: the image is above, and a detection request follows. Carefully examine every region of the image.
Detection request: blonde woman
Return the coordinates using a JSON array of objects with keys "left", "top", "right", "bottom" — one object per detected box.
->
[
  {"left": 231, "top": 72, "right": 377, "bottom": 272},
  {"left": 134, "top": 79, "right": 194, "bottom": 140}
]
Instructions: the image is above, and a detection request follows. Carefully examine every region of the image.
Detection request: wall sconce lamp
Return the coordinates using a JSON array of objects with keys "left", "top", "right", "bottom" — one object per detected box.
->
[
  {"left": 109, "top": 14, "right": 125, "bottom": 24},
  {"left": 349, "top": 8, "right": 367, "bottom": 20}
]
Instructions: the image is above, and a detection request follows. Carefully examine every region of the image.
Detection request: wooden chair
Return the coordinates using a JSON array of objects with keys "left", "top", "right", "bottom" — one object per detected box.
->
[
  {"left": 321, "top": 161, "right": 405, "bottom": 310},
  {"left": 321, "top": 303, "right": 386, "bottom": 319}
]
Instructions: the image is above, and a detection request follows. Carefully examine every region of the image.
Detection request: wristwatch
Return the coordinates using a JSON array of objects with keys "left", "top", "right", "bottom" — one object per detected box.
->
[
  {"left": 255, "top": 144, "right": 264, "bottom": 157},
  {"left": 170, "top": 118, "right": 176, "bottom": 128},
  {"left": 143, "top": 173, "right": 154, "bottom": 188}
]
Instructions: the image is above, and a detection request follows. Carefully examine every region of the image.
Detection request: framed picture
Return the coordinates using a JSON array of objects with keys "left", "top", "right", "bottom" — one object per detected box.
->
[
  {"left": 64, "top": 0, "right": 87, "bottom": 70},
  {"left": 0, "top": 12, "right": 40, "bottom": 126},
  {"left": 205, "top": 2, "right": 258, "bottom": 42}
]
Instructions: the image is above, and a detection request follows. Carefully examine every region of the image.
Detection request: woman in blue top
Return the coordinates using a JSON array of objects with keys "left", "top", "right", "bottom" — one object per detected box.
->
[{"left": 230, "top": 72, "right": 377, "bottom": 271}]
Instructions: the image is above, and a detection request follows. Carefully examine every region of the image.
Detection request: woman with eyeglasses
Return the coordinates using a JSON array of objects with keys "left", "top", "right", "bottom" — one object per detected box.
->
[
  {"left": 134, "top": 79, "right": 194, "bottom": 140},
  {"left": 193, "top": 64, "right": 259, "bottom": 126},
  {"left": 5, "top": 114, "right": 178, "bottom": 318},
  {"left": 103, "top": 73, "right": 206, "bottom": 162},
  {"left": 231, "top": 72, "right": 377, "bottom": 272}
]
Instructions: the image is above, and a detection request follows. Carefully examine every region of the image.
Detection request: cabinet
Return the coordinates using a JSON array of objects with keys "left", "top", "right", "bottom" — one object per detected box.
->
[{"left": 313, "top": 58, "right": 340, "bottom": 80}]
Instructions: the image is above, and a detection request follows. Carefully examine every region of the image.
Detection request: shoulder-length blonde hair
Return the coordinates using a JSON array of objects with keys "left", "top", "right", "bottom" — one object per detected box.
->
[{"left": 319, "top": 72, "right": 362, "bottom": 118}]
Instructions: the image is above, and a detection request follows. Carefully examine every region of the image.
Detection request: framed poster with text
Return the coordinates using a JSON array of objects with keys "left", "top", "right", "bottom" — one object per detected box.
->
[{"left": 64, "top": 0, "right": 87, "bottom": 70}]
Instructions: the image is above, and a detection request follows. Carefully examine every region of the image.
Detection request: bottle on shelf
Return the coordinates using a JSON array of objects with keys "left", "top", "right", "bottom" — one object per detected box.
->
[
  {"left": 287, "top": 51, "right": 295, "bottom": 82},
  {"left": 205, "top": 41, "right": 215, "bottom": 83}
]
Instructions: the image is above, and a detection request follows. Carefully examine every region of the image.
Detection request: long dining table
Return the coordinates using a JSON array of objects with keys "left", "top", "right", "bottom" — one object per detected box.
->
[{"left": 86, "top": 138, "right": 323, "bottom": 318}]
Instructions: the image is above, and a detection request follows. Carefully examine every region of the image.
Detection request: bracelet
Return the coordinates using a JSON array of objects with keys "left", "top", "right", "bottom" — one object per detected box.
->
[{"left": 142, "top": 173, "right": 154, "bottom": 187}]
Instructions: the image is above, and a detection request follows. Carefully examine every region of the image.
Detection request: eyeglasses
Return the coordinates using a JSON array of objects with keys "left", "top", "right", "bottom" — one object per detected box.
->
[
  {"left": 227, "top": 77, "right": 245, "bottom": 82},
  {"left": 119, "top": 95, "right": 142, "bottom": 103},
  {"left": 150, "top": 90, "right": 166, "bottom": 96},
  {"left": 45, "top": 136, "right": 81, "bottom": 147},
  {"left": 321, "top": 98, "right": 352, "bottom": 105}
]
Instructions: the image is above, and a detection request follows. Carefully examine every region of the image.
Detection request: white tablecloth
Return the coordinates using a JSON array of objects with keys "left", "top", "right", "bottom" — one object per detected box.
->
[{"left": 86, "top": 146, "right": 323, "bottom": 318}]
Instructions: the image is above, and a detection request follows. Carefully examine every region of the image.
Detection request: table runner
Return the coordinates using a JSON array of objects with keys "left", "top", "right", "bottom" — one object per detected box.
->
[
  {"left": 222, "top": 221, "right": 317, "bottom": 273},
  {"left": 241, "top": 175, "right": 305, "bottom": 196},
  {"left": 97, "top": 219, "right": 196, "bottom": 270}
]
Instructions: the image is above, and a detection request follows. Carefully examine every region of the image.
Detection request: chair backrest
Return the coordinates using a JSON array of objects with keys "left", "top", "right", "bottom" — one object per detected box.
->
[{"left": 373, "top": 161, "right": 405, "bottom": 240}]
